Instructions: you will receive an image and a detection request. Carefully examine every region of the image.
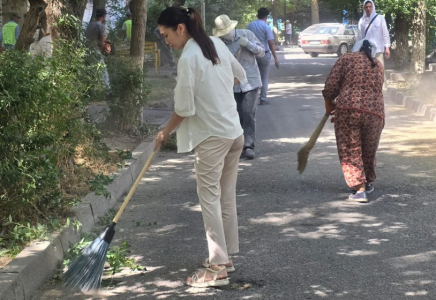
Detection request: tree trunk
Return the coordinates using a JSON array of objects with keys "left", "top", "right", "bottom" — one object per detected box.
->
[
  {"left": 311, "top": 0, "right": 319, "bottom": 24},
  {"left": 92, "top": 0, "right": 106, "bottom": 20},
  {"left": 129, "top": 0, "right": 147, "bottom": 67},
  {"left": 15, "top": 0, "right": 47, "bottom": 51},
  {"left": 45, "top": 0, "right": 88, "bottom": 40},
  {"left": 15, "top": 0, "right": 87, "bottom": 51},
  {"left": 129, "top": 0, "right": 147, "bottom": 126},
  {"left": 393, "top": 12, "right": 410, "bottom": 68},
  {"left": 271, "top": 0, "right": 277, "bottom": 28},
  {"left": 410, "top": 0, "right": 426, "bottom": 78}
]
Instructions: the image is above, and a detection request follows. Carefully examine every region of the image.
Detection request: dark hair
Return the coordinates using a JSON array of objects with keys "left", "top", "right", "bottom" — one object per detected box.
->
[
  {"left": 360, "top": 40, "right": 376, "bottom": 68},
  {"left": 257, "top": 8, "right": 270, "bottom": 19},
  {"left": 158, "top": 7, "right": 219, "bottom": 65},
  {"left": 96, "top": 8, "right": 107, "bottom": 18}
]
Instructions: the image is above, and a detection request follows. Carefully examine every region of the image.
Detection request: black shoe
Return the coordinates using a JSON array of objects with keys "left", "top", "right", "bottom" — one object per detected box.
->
[
  {"left": 245, "top": 148, "right": 255, "bottom": 159},
  {"left": 259, "top": 100, "right": 270, "bottom": 105},
  {"left": 240, "top": 149, "right": 246, "bottom": 158}
]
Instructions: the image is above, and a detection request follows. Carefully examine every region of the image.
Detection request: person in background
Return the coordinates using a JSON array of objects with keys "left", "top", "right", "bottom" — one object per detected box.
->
[
  {"left": 85, "top": 8, "right": 110, "bottom": 90},
  {"left": 2, "top": 14, "right": 21, "bottom": 49},
  {"left": 285, "top": 20, "right": 292, "bottom": 46},
  {"left": 356, "top": 0, "right": 390, "bottom": 70},
  {"left": 155, "top": 6, "right": 247, "bottom": 287},
  {"left": 121, "top": 11, "right": 132, "bottom": 41},
  {"left": 213, "top": 14, "right": 264, "bottom": 160},
  {"left": 323, "top": 40, "right": 384, "bottom": 203},
  {"left": 247, "top": 7, "right": 280, "bottom": 105}
]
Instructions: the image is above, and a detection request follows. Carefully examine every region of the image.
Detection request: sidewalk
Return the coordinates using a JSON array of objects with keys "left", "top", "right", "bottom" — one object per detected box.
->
[
  {"left": 0, "top": 109, "right": 172, "bottom": 300},
  {"left": 146, "top": 65, "right": 177, "bottom": 78},
  {"left": 385, "top": 63, "right": 436, "bottom": 121}
]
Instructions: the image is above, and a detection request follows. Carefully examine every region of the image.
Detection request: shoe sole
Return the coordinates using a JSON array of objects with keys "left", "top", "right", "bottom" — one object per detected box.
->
[
  {"left": 186, "top": 278, "right": 230, "bottom": 288},
  {"left": 348, "top": 196, "right": 368, "bottom": 203},
  {"left": 202, "top": 263, "right": 235, "bottom": 273},
  {"left": 351, "top": 187, "right": 374, "bottom": 194}
]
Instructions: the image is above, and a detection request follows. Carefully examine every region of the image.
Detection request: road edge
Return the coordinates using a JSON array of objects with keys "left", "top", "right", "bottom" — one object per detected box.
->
[{"left": 0, "top": 124, "right": 168, "bottom": 300}]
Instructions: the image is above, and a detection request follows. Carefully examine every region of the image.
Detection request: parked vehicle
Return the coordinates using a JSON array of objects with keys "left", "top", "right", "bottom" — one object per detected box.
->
[
  {"left": 301, "top": 24, "right": 357, "bottom": 57},
  {"left": 298, "top": 24, "right": 322, "bottom": 47}
]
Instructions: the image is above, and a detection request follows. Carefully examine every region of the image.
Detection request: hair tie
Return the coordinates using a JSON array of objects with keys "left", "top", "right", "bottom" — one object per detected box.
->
[{"left": 181, "top": 6, "right": 189, "bottom": 13}]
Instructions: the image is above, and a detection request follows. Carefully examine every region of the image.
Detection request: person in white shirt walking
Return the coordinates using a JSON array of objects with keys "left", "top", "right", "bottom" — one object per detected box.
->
[
  {"left": 154, "top": 6, "right": 247, "bottom": 288},
  {"left": 285, "top": 20, "right": 292, "bottom": 46},
  {"left": 356, "top": 0, "right": 390, "bottom": 66}
]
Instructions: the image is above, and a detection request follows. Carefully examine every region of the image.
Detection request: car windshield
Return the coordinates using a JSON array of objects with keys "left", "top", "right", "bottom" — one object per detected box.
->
[{"left": 314, "top": 26, "right": 340, "bottom": 35}]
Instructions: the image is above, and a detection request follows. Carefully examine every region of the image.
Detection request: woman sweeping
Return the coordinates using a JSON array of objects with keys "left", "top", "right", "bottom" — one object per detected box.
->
[
  {"left": 323, "top": 40, "right": 384, "bottom": 203},
  {"left": 154, "top": 7, "right": 247, "bottom": 287}
]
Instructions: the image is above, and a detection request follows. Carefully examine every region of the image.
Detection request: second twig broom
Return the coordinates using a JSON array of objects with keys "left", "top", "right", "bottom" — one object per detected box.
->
[{"left": 297, "top": 113, "right": 330, "bottom": 174}]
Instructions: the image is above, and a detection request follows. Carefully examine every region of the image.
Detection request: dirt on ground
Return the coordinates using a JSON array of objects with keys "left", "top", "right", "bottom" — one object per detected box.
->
[{"left": 388, "top": 71, "right": 436, "bottom": 105}]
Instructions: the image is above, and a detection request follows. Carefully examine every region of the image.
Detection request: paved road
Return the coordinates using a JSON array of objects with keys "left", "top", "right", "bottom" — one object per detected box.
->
[{"left": 37, "top": 47, "right": 436, "bottom": 299}]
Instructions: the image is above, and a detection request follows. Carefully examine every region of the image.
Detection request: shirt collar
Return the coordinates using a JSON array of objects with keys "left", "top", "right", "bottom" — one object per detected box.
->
[{"left": 182, "top": 38, "right": 195, "bottom": 54}]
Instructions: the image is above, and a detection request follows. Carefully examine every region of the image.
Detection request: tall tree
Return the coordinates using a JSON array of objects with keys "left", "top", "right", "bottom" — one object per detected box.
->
[
  {"left": 15, "top": 0, "right": 87, "bottom": 51},
  {"left": 311, "top": 0, "right": 319, "bottom": 24},
  {"left": 92, "top": 0, "right": 106, "bottom": 20},
  {"left": 172, "top": 0, "right": 186, "bottom": 6},
  {"left": 410, "top": 0, "right": 426, "bottom": 78},
  {"left": 393, "top": 12, "right": 410, "bottom": 67},
  {"left": 129, "top": 0, "right": 147, "bottom": 67}
]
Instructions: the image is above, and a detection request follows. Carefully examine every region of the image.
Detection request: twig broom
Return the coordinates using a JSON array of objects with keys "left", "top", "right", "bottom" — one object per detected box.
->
[
  {"left": 297, "top": 113, "right": 329, "bottom": 174},
  {"left": 64, "top": 150, "right": 157, "bottom": 292}
]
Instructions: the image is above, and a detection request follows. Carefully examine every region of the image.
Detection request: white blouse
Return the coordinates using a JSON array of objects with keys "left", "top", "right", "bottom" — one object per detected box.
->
[{"left": 174, "top": 37, "right": 247, "bottom": 153}]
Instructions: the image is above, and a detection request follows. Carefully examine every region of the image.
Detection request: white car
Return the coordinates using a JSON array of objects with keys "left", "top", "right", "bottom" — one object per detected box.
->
[
  {"left": 301, "top": 24, "right": 357, "bottom": 57},
  {"left": 297, "top": 23, "right": 339, "bottom": 48}
]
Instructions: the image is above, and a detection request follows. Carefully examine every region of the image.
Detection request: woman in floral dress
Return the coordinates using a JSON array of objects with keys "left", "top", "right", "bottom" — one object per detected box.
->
[{"left": 323, "top": 40, "right": 384, "bottom": 203}]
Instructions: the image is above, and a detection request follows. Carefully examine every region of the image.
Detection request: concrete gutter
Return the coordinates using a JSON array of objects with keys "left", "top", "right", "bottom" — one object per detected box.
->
[
  {"left": 386, "top": 65, "right": 436, "bottom": 122},
  {"left": 0, "top": 127, "right": 165, "bottom": 300}
]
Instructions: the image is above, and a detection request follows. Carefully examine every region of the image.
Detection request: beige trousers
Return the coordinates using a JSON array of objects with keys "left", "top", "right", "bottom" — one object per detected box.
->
[
  {"left": 194, "top": 134, "right": 244, "bottom": 265},
  {"left": 375, "top": 52, "right": 385, "bottom": 67}
]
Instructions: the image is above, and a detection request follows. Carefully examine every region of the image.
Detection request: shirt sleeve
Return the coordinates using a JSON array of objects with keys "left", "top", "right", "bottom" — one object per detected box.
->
[
  {"left": 230, "top": 53, "right": 248, "bottom": 85},
  {"left": 322, "top": 56, "right": 345, "bottom": 101},
  {"left": 381, "top": 17, "right": 391, "bottom": 48},
  {"left": 246, "top": 30, "right": 265, "bottom": 57},
  {"left": 174, "top": 57, "right": 196, "bottom": 117},
  {"left": 266, "top": 25, "right": 274, "bottom": 41}
]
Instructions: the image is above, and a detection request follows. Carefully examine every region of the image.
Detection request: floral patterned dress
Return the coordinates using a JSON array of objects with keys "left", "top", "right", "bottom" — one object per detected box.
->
[{"left": 322, "top": 52, "right": 384, "bottom": 187}]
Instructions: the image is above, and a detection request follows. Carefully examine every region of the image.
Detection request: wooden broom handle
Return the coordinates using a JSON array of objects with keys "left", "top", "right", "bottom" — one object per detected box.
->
[{"left": 113, "top": 150, "right": 157, "bottom": 223}]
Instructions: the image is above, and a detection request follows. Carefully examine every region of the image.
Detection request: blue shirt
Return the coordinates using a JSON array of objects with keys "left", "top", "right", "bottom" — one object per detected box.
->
[{"left": 246, "top": 19, "right": 274, "bottom": 52}]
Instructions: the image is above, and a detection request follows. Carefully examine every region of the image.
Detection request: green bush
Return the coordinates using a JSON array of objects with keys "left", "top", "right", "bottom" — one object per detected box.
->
[
  {"left": 0, "top": 41, "right": 104, "bottom": 238},
  {"left": 106, "top": 56, "right": 151, "bottom": 133}
]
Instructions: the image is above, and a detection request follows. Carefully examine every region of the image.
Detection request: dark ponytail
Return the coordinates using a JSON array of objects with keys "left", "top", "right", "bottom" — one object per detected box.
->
[
  {"left": 158, "top": 7, "right": 219, "bottom": 65},
  {"left": 360, "top": 40, "right": 376, "bottom": 68}
]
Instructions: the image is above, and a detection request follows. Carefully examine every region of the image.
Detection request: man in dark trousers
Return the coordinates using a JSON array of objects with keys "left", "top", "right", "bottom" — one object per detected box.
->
[
  {"left": 85, "top": 8, "right": 110, "bottom": 89},
  {"left": 214, "top": 14, "right": 265, "bottom": 159}
]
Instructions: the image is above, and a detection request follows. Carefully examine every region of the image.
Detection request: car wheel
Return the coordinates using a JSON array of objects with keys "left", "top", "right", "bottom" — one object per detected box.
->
[
  {"left": 309, "top": 52, "right": 319, "bottom": 57},
  {"left": 337, "top": 44, "right": 348, "bottom": 57}
]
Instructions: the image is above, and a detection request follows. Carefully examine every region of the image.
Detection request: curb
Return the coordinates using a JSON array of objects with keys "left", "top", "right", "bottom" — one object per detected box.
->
[
  {"left": 0, "top": 124, "right": 167, "bottom": 299},
  {"left": 386, "top": 70, "right": 436, "bottom": 122}
]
